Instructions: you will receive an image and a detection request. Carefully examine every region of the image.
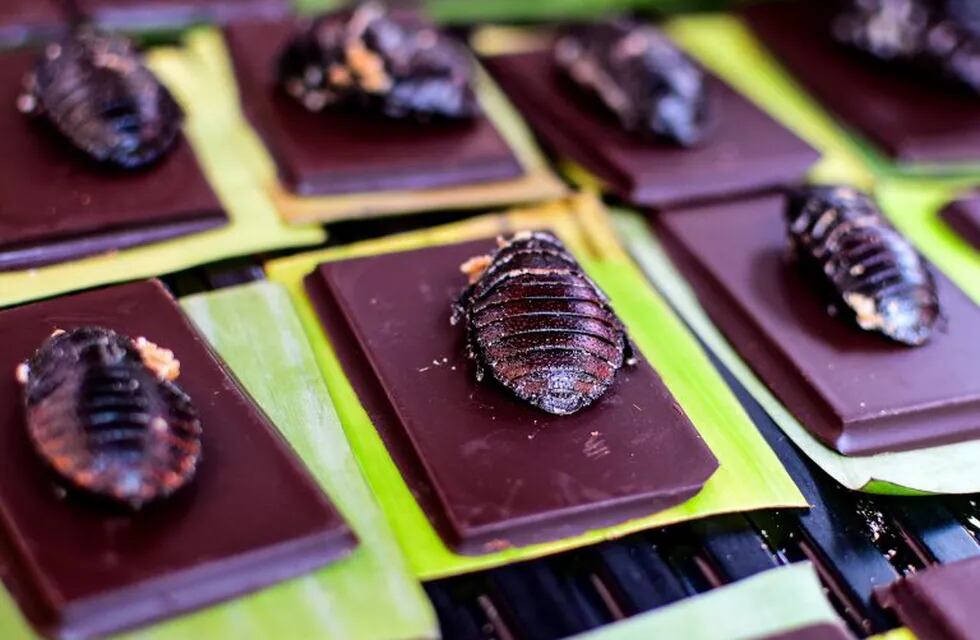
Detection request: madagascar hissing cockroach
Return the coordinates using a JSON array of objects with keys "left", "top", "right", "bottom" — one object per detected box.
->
[
  {"left": 18, "top": 30, "right": 183, "bottom": 168},
  {"left": 451, "top": 231, "right": 634, "bottom": 415},
  {"left": 553, "top": 19, "right": 709, "bottom": 146},
  {"left": 785, "top": 185, "right": 941, "bottom": 346},
  {"left": 17, "top": 327, "right": 202, "bottom": 509},
  {"left": 277, "top": 2, "right": 480, "bottom": 121},
  {"left": 833, "top": 0, "right": 980, "bottom": 95}
]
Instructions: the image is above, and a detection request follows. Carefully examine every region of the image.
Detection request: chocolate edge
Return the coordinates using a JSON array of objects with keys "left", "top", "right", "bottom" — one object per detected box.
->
[
  {"left": 0, "top": 215, "right": 228, "bottom": 272},
  {"left": 875, "top": 578, "right": 960, "bottom": 640}
]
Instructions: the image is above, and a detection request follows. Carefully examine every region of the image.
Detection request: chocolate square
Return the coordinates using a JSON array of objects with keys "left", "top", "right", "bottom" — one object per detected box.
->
[
  {"left": 305, "top": 240, "right": 718, "bottom": 554},
  {"left": 743, "top": 1, "right": 980, "bottom": 165},
  {"left": 876, "top": 557, "right": 980, "bottom": 640},
  {"left": 483, "top": 48, "right": 818, "bottom": 210},
  {"left": 655, "top": 194, "right": 980, "bottom": 455},
  {"left": 0, "top": 280, "right": 354, "bottom": 639},
  {"left": 940, "top": 193, "right": 980, "bottom": 251},
  {"left": 0, "top": 0, "right": 65, "bottom": 47},
  {"left": 225, "top": 19, "right": 524, "bottom": 197},
  {"left": 0, "top": 48, "right": 228, "bottom": 272},
  {"left": 75, "top": 0, "right": 291, "bottom": 30}
]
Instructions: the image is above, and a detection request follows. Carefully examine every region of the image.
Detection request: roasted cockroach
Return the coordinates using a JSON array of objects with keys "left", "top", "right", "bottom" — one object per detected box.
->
[
  {"left": 554, "top": 20, "right": 709, "bottom": 147},
  {"left": 17, "top": 327, "right": 202, "bottom": 509},
  {"left": 833, "top": 0, "right": 980, "bottom": 94},
  {"left": 785, "top": 185, "right": 941, "bottom": 346},
  {"left": 277, "top": 2, "right": 480, "bottom": 121},
  {"left": 451, "top": 231, "right": 634, "bottom": 415},
  {"left": 18, "top": 30, "right": 183, "bottom": 168}
]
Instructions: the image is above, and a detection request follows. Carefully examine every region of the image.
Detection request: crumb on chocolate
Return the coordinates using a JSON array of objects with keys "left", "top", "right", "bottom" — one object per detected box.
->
[
  {"left": 133, "top": 336, "right": 180, "bottom": 381},
  {"left": 483, "top": 538, "right": 512, "bottom": 552},
  {"left": 460, "top": 254, "right": 493, "bottom": 284}
]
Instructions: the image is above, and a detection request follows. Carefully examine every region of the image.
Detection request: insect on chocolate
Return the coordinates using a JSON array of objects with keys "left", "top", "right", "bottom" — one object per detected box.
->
[
  {"left": 18, "top": 30, "right": 183, "bottom": 168},
  {"left": 452, "top": 231, "right": 634, "bottom": 416},
  {"left": 277, "top": 2, "right": 480, "bottom": 121},
  {"left": 785, "top": 185, "right": 941, "bottom": 346},
  {"left": 18, "top": 326, "right": 203, "bottom": 509},
  {"left": 553, "top": 20, "right": 709, "bottom": 146},
  {"left": 833, "top": 0, "right": 980, "bottom": 95}
]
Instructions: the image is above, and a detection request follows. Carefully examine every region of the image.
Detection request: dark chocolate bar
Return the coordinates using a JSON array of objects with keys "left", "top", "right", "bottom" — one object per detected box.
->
[
  {"left": 225, "top": 19, "right": 523, "bottom": 197},
  {"left": 655, "top": 194, "right": 980, "bottom": 455},
  {"left": 743, "top": 1, "right": 980, "bottom": 165},
  {"left": 0, "top": 0, "right": 66, "bottom": 47},
  {"left": 305, "top": 240, "right": 718, "bottom": 554},
  {"left": 940, "top": 193, "right": 980, "bottom": 251},
  {"left": 75, "top": 0, "right": 290, "bottom": 30},
  {"left": 876, "top": 557, "right": 980, "bottom": 640},
  {"left": 0, "top": 280, "right": 354, "bottom": 639},
  {"left": 0, "top": 48, "right": 228, "bottom": 271},
  {"left": 483, "top": 48, "right": 818, "bottom": 210}
]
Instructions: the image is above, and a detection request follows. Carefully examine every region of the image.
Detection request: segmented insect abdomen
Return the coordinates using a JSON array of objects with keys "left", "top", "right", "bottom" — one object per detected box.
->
[
  {"left": 554, "top": 20, "right": 708, "bottom": 146},
  {"left": 453, "top": 231, "right": 633, "bottom": 415},
  {"left": 786, "top": 186, "right": 941, "bottom": 346},
  {"left": 20, "top": 31, "right": 182, "bottom": 168},
  {"left": 21, "top": 327, "right": 202, "bottom": 508}
]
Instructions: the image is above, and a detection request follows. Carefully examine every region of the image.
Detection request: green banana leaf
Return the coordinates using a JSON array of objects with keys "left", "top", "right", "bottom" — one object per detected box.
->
[
  {"left": 179, "top": 282, "right": 438, "bottom": 640},
  {"left": 0, "top": 35, "right": 324, "bottom": 310},
  {"left": 614, "top": 209, "right": 980, "bottom": 495},
  {"left": 266, "top": 194, "right": 805, "bottom": 579},
  {"left": 570, "top": 562, "right": 840, "bottom": 640}
]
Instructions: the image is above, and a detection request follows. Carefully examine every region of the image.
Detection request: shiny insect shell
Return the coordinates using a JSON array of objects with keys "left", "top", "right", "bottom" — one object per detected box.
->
[
  {"left": 18, "top": 30, "right": 182, "bottom": 169},
  {"left": 785, "top": 186, "right": 941, "bottom": 346},
  {"left": 554, "top": 20, "right": 709, "bottom": 147},
  {"left": 18, "top": 327, "right": 202, "bottom": 509},
  {"left": 452, "top": 231, "right": 634, "bottom": 416},
  {"left": 277, "top": 2, "right": 480, "bottom": 121},
  {"left": 833, "top": 0, "right": 980, "bottom": 95}
]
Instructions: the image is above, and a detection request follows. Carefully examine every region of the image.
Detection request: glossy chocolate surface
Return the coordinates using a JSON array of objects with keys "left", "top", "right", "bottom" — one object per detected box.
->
[
  {"left": 656, "top": 194, "right": 980, "bottom": 455},
  {"left": 484, "top": 48, "right": 818, "bottom": 210},
  {"left": 876, "top": 557, "right": 980, "bottom": 640},
  {"left": 743, "top": 1, "right": 980, "bottom": 164},
  {"left": 75, "top": 0, "right": 290, "bottom": 29},
  {"left": 225, "top": 19, "right": 523, "bottom": 197},
  {"left": 305, "top": 240, "right": 717, "bottom": 554},
  {"left": 940, "top": 193, "right": 980, "bottom": 250},
  {"left": 0, "top": 280, "right": 354, "bottom": 639},
  {"left": 0, "top": 49, "right": 227, "bottom": 271}
]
